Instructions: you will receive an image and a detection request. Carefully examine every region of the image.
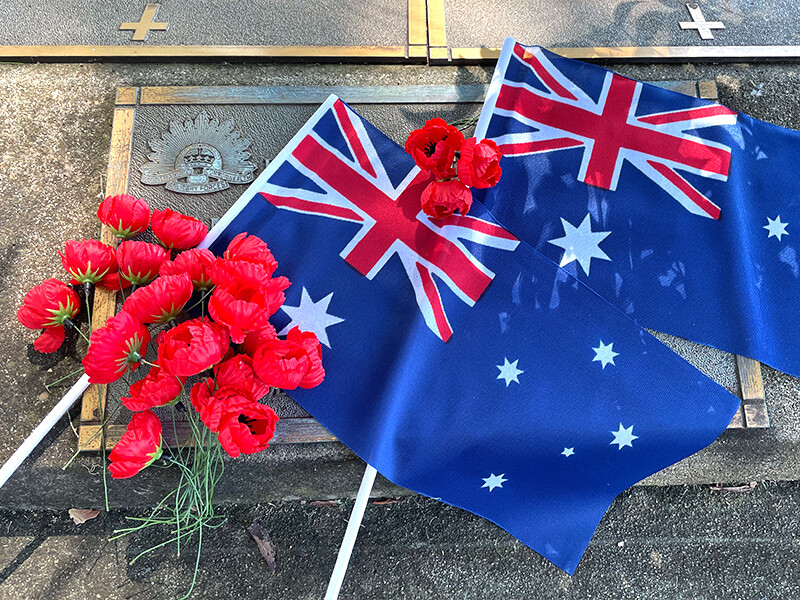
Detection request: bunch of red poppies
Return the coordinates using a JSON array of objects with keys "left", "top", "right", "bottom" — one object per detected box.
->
[
  {"left": 404, "top": 118, "right": 503, "bottom": 219},
  {"left": 17, "top": 194, "right": 324, "bottom": 480}
]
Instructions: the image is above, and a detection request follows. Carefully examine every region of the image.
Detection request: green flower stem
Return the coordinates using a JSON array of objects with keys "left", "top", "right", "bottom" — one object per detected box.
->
[
  {"left": 185, "top": 287, "right": 215, "bottom": 314},
  {"left": 44, "top": 367, "right": 86, "bottom": 392},
  {"left": 111, "top": 378, "right": 227, "bottom": 599},
  {"left": 61, "top": 401, "right": 124, "bottom": 470},
  {"left": 449, "top": 115, "right": 480, "bottom": 131},
  {"left": 117, "top": 272, "right": 129, "bottom": 302},
  {"left": 65, "top": 319, "right": 91, "bottom": 344}
]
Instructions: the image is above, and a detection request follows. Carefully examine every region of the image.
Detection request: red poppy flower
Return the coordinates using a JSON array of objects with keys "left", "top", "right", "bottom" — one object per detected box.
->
[
  {"left": 59, "top": 240, "right": 117, "bottom": 285},
  {"left": 252, "top": 327, "right": 324, "bottom": 390},
  {"left": 82, "top": 311, "right": 150, "bottom": 384},
  {"left": 151, "top": 208, "right": 207, "bottom": 250},
  {"left": 158, "top": 317, "right": 230, "bottom": 377},
  {"left": 241, "top": 325, "right": 278, "bottom": 357},
  {"left": 190, "top": 381, "right": 253, "bottom": 433},
  {"left": 121, "top": 364, "right": 185, "bottom": 412},
  {"left": 108, "top": 410, "right": 163, "bottom": 479},
  {"left": 420, "top": 179, "right": 473, "bottom": 219},
  {"left": 457, "top": 138, "right": 503, "bottom": 189},
  {"left": 159, "top": 248, "right": 217, "bottom": 291},
  {"left": 97, "top": 194, "right": 150, "bottom": 239},
  {"left": 404, "top": 118, "right": 465, "bottom": 179},
  {"left": 189, "top": 377, "right": 215, "bottom": 426},
  {"left": 17, "top": 279, "right": 81, "bottom": 353},
  {"left": 209, "top": 261, "right": 290, "bottom": 344},
  {"left": 223, "top": 233, "right": 278, "bottom": 277},
  {"left": 122, "top": 273, "right": 193, "bottom": 324},
  {"left": 217, "top": 402, "right": 279, "bottom": 457},
  {"left": 214, "top": 354, "right": 270, "bottom": 401},
  {"left": 116, "top": 241, "right": 169, "bottom": 286},
  {"left": 210, "top": 258, "right": 271, "bottom": 288},
  {"left": 97, "top": 269, "right": 133, "bottom": 291}
]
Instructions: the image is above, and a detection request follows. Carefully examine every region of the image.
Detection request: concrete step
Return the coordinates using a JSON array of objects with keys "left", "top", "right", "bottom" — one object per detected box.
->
[{"left": 1, "top": 482, "right": 799, "bottom": 599}]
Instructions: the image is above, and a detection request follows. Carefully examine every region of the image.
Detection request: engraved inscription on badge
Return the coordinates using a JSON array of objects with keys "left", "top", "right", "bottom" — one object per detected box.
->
[{"left": 141, "top": 112, "right": 256, "bottom": 195}]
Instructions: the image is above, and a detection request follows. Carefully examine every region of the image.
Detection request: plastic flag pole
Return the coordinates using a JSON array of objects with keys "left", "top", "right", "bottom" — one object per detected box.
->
[
  {"left": 0, "top": 372, "right": 90, "bottom": 490},
  {"left": 324, "top": 463, "right": 378, "bottom": 600}
]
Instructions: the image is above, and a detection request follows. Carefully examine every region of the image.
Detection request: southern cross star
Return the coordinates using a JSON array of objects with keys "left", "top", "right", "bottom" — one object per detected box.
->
[
  {"left": 610, "top": 423, "right": 639, "bottom": 449},
  {"left": 764, "top": 216, "right": 789, "bottom": 241},
  {"left": 592, "top": 341, "right": 619, "bottom": 369},
  {"left": 548, "top": 214, "right": 612, "bottom": 276},
  {"left": 481, "top": 473, "right": 508, "bottom": 492},
  {"left": 279, "top": 287, "right": 345, "bottom": 348},
  {"left": 496, "top": 358, "right": 523, "bottom": 386},
  {"left": 561, "top": 447, "right": 575, "bottom": 457}
]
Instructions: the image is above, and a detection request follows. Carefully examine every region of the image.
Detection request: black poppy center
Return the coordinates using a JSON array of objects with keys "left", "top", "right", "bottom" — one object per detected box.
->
[
  {"left": 239, "top": 414, "right": 266, "bottom": 435},
  {"left": 423, "top": 141, "right": 438, "bottom": 157}
]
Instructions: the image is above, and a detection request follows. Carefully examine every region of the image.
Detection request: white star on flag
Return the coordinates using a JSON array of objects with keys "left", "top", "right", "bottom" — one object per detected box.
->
[
  {"left": 496, "top": 358, "right": 524, "bottom": 386},
  {"left": 561, "top": 447, "right": 575, "bottom": 457},
  {"left": 548, "top": 214, "right": 612, "bottom": 276},
  {"left": 610, "top": 423, "right": 639, "bottom": 449},
  {"left": 764, "top": 216, "right": 789, "bottom": 241},
  {"left": 279, "top": 287, "right": 345, "bottom": 348},
  {"left": 481, "top": 473, "right": 508, "bottom": 491},
  {"left": 592, "top": 341, "right": 619, "bottom": 369}
]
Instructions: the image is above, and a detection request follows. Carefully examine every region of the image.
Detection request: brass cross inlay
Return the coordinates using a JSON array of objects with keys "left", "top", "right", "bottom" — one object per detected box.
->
[{"left": 120, "top": 3, "right": 169, "bottom": 41}]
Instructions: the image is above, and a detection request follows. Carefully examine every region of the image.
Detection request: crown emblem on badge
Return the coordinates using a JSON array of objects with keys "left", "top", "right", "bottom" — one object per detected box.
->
[{"left": 140, "top": 112, "right": 256, "bottom": 195}]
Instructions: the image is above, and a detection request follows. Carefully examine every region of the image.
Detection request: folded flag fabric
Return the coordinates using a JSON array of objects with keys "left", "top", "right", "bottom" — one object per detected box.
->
[
  {"left": 475, "top": 37, "right": 800, "bottom": 377},
  {"left": 201, "top": 96, "right": 740, "bottom": 574}
]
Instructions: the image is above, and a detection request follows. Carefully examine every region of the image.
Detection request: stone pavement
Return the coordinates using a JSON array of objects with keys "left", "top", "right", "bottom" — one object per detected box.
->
[
  {"left": 0, "top": 57, "right": 799, "bottom": 597},
  {"left": 0, "top": 482, "right": 798, "bottom": 599},
  {"left": 442, "top": 0, "right": 800, "bottom": 50},
  {"left": 0, "top": 0, "right": 407, "bottom": 47},
  {"left": 0, "top": 0, "right": 798, "bottom": 50}
]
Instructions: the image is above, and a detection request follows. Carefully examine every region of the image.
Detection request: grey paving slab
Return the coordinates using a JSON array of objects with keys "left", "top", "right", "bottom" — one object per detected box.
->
[
  {"left": 0, "top": 0, "right": 406, "bottom": 47},
  {"left": 0, "top": 61, "right": 799, "bottom": 513},
  {"left": 1, "top": 483, "right": 799, "bottom": 599},
  {"left": 444, "top": 0, "right": 800, "bottom": 49}
]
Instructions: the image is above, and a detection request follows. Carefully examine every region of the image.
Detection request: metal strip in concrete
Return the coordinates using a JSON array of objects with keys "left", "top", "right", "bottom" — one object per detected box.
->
[
  {"left": 138, "top": 85, "right": 491, "bottom": 105},
  {"left": 0, "top": 45, "right": 415, "bottom": 63},
  {"left": 444, "top": 44, "right": 800, "bottom": 64}
]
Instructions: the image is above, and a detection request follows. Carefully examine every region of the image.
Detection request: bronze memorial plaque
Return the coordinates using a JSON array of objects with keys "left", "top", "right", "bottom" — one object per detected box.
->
[{"left": 78, "top": 82, "right": 769, "bottom": 452}]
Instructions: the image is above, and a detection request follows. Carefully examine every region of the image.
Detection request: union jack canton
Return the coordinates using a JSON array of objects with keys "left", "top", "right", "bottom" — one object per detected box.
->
[
  {"left": 257, "top": 98, "right": 519, "bottom": 341},
  {"left": 475, "top": 38, "right": 800, "bottom": 377},
  {"left": 480, "top": 41, "right": 738, "bottom": 219}
]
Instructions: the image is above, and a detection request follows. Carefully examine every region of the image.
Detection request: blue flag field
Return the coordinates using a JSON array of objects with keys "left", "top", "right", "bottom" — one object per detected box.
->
[
  {"left": 201, "top": 96, "right": 740, "bottom": 573},
  {"left": 476, "top": 37, "right": 800, "bottom": 378}
]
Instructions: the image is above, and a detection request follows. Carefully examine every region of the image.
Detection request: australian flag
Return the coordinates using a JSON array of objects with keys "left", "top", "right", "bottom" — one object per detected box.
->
[
  {"left": 201, "top": 96, "right": 739, "bottom": 573},
  {"left": 476, "top": 37, "right": 800, "bottom": 378}
]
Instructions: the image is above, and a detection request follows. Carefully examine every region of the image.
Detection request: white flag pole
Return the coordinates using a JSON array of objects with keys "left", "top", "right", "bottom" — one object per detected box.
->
[
  {"left": 324, "top": 463, "right": 378, "bottom": 600},
  {"left": 0, "top": 372, "right": 90, "bottom": 490}
]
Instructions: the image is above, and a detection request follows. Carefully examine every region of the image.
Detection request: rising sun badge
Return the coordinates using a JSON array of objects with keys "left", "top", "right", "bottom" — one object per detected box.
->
[{"left": 140, "top": 112, "right": 256, "bottom": 195}]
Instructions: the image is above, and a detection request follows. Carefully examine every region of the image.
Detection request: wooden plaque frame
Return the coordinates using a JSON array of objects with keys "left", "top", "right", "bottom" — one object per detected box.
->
[{"left": 78, "top": 81, "right": 769, "bottom": 452}]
